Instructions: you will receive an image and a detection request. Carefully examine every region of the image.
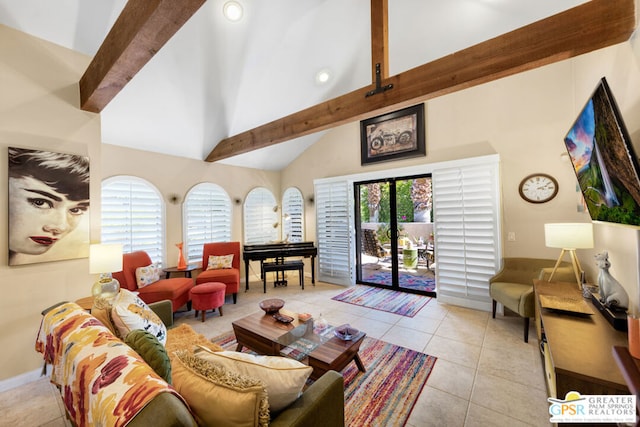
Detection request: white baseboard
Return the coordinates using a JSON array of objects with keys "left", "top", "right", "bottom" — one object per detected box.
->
[{"left": 0, "top": 366, "right": 50, "bottom": 393}]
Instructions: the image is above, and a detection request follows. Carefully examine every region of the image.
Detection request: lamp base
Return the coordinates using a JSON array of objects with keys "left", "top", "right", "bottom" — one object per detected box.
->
[
  {"left": 548, "top": 248, "right": 583, "bottom": 288},
  {"left": 91, "top": 274, "right": 120, "bottom": 300}
]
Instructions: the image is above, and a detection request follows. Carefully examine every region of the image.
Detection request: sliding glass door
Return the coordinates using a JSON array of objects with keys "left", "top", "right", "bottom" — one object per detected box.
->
[
  {"left": 356, "top": 180, "right": 394, "bottom": 288},
  {"left": 355, "top": 175, "right": 435, "bottom": 296}
]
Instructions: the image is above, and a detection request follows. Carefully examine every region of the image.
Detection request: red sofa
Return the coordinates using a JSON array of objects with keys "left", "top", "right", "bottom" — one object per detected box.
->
[
  {"left": 196, "top": 242, "right": 240, "bottom": 304},
  {"left": 113, "top": 251, "right": 193, "bottom": 312}
]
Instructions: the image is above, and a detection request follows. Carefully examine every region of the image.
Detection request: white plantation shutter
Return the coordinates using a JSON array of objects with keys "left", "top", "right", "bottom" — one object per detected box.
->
[
  {"left": 432, "top": 161, "right": 501, "bottom": 311},
  {"left": 244, "top": 187, "right": 278, "bottom": 244},
  {"left": 101, "top": 176, "right": 165, "bottom": 264},
  {"left": 315, "top": 180, "right": 353, "bottom": 286},
  {"left": 184, "top": 183, "right": 232, "bottom": 264},
  {"left": 282, "top": 187, "right": 304, "bottom": 242}
]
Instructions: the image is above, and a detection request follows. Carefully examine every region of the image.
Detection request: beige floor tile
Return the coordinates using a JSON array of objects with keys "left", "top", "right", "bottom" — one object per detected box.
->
[
  {"left": 484, "top": 313, "right": 535, "bottom": 347},
  {"left": 308, "top": 297, "right": 353, "bottom": 312},
  {"left": 426, "top": 359, "right": 476, "bottom": 400},
  {"left": 477, "top": 343, "right": 546, "bottom": 390},
  {"left": 349, "top": 316, "right": 394, "bottom": 339},
  {"left": 281, "top": 300, "right": 321, "bottom": 315},
  {"left": 414, "top": 300, "right": 450, "bottom": 321},
  {"left": 471, "top": 372, "right": 550, "bottom": 426},
  {"left": 445, "top": 305, "right": 490, "bottom": 323},
  {"left": 328, "top": 302, "right": 372, "bottom": 317},
  {"left": 361, "top": 308, "right": 403, "bottom": 325},
  {"left": 0, "top": 377, "right": 64, "bottom": 427},
  {"left": 434, "top": 315, "right": 487, "bottom": 347},
  {"left": 406, "top": 385, "right": 469, "bottom": 427},
  {"left": 381, "top": 325, "right": 433, "bottom": 352},
  {"left": 424, "top": 335, "right": 482, "bottom": 369},
  {"left": 465, "top": 402, "right": 543, "bottom": 427},
  {"left": 320, "top": 308, "right": 363, "bottom": 327},
  {"left": 396, "top": 313, "right": 442, "bottom": 334}
]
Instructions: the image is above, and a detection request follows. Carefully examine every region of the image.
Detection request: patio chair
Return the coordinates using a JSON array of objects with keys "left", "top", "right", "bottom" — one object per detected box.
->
[{"left": 362, "top": 228, "right": 387, "bottom": 259}]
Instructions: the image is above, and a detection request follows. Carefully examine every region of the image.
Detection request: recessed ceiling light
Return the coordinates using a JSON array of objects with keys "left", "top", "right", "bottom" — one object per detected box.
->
[
  {"left": 315, "top": 69, "right": 331, "bottom": 85},
  {"left": 223, "top": 1, "right": 243, "bottom": 22}
]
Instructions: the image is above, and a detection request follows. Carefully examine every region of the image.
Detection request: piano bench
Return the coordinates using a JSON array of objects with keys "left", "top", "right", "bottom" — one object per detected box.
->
[{"left": 262, "top": 260, "right": 304, "bottom": 293}]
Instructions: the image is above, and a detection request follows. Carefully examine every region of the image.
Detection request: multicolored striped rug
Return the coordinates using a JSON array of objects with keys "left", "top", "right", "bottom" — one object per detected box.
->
[
  {"left": 363, "top": 271, "right": 436, "bottom": 293},
  {"left": 331, "top": 285, "right": 431, "bottom": 317},
  {"left": 212, "top": 332, "right": 437, "bottom": 427}
]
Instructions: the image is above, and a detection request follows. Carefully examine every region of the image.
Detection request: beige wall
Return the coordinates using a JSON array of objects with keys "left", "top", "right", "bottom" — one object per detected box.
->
[
  {"left": 3, "top": 23, "right": 640, "bottom": 387},
  {"left": 0, "top": 25, "right": 101, "bottom": 384}
]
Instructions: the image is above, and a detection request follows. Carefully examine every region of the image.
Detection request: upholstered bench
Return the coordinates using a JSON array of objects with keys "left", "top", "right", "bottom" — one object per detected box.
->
[
  {"left": 190, "top": 282, "right": 226, "bottom": 322},
  {"left": 262, "top": 260, "right": 304, "bottom": 292}
]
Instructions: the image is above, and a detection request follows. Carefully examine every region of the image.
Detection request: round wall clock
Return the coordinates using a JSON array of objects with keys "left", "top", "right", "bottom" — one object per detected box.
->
[{"left": 518, "top": 173, "right": 559, "bottom": 203}]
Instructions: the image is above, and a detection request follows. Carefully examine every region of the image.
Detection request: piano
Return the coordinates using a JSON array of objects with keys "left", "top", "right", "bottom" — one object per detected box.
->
[{"left": 242, "top": 241, "right": 317, "bottom": 291}]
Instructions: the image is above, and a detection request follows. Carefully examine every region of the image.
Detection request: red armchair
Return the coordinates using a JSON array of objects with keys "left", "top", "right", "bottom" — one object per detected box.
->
[
  {"left": 112, "top": 251, "right": 193, "bottom": 313},
  {"left": 196, "top": 242, "right": 240, "bottom": 304}
]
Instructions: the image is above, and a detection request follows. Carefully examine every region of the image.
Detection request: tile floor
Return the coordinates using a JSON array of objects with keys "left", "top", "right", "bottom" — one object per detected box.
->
[{"left": 1, "top": 280, "right": 552, "bottom": 427}]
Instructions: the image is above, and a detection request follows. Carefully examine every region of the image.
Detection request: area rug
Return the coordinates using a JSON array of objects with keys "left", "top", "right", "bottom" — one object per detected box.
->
[
  {"left": 212, "top": 332, "right": 437, "bottom": 427},
  {"left": 363, "top": 271, "right": 436, "bottom": 293},
  {"left": 331, "top": 285, "right": 431, "bottom": 317}
]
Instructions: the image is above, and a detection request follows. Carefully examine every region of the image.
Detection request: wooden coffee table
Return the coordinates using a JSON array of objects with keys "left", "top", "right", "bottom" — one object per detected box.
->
[{"left": 232, "top": 310, "right": 366, "bottom": 380}]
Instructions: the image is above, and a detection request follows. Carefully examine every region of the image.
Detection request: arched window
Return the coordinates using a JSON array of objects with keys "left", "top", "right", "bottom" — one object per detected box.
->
[
  {"left": 183, "top": 183, "right": 232, "bottom": 264},
  {"left": 101, "top": 176, "right": 165, "bottom": 264},
  {"left": 244, "top": 187, "right": 278, "bottom": 244},
  {"left": 282, "top": 187, "right": 304, "bottom": 242}
]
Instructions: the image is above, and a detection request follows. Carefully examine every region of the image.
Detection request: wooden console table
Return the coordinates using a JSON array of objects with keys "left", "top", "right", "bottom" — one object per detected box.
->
[{"left": 533, "top": 279, "right": 629, "bottom": 400}]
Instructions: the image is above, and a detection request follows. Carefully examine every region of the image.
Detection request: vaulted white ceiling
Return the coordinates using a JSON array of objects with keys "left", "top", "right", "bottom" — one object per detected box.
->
[{"left": 0, "top": 0, "right": 587, "bottom": 170}]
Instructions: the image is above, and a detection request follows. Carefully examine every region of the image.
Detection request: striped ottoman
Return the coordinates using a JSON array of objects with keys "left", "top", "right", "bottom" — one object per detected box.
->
[{"left": 190, "top": 282, "right": 226, "bottom": 322}]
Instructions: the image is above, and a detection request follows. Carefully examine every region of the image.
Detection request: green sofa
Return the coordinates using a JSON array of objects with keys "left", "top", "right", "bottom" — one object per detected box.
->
[
  {"left": 489, "top": 258, "right": 577, "bottom": 342},
  {"left": 40, "top": 300, "right": 345, "bottom": 427}
]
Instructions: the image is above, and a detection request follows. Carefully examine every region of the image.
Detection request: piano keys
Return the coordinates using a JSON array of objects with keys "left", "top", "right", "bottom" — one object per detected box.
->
[{"left": 242, "top": 242, "right": 317, "bottom": 291}]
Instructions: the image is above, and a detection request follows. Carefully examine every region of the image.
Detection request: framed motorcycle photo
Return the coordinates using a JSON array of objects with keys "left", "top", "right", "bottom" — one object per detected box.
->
[{"left": 360, "top": 103, "right": 425, "bottom": 165}]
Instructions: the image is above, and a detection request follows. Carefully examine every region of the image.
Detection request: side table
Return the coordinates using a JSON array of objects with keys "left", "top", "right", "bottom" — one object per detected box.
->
[
  {"left": 75, "top": 296, "right": 94, "bottom": 311},
  {"left": 163, "top": 264, "right": 197, "bottom": 279}
]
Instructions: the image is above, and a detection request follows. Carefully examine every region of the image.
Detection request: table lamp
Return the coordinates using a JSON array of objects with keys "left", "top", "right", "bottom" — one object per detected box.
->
[
  {"left": 544, "top": 223, "right": 594, "bottom": 287},
  {"left": 90, "top": 243, "right": 123, "bottom": 299}
]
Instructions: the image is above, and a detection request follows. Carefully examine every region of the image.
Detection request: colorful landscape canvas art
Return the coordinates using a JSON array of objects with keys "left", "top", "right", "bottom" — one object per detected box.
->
[{"left": 563, "top": 78, "right": 640, "bottom": 226}]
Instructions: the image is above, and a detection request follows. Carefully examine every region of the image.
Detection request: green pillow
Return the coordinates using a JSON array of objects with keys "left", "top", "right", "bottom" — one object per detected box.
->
[{"left": 125, "top": 329, "right": 171, "bottom": 384}]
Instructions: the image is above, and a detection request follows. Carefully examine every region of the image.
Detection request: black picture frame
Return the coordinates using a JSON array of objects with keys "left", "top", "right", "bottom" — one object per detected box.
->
[{"left": 360, "top": 103, "right": 425, "bottom": 165}]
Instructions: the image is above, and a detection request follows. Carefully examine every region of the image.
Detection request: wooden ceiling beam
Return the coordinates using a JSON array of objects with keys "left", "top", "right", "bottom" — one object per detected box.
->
[
  {"left": 206, "top": 0, "right": 635, "bottom": 163},
  {"left": 370, "top": 0, "right": 389, "bottom": 81},
  {"left": 79, "top": 0, "right": 206, "bottom": 113}
]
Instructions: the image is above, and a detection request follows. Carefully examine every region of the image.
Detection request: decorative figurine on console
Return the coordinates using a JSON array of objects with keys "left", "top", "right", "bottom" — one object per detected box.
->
[{"left": 595, "top": 251, "right": 629, "bottom": 311}]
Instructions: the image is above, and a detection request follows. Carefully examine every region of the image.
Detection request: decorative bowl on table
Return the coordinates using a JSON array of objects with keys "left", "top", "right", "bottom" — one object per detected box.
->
[
  {"left": 259, "top": 298, "right": 285, "bottom": 314},
  {"left": 273, "top": 312, "right": 294, "bottom": 324},
  {"left": 334, "top": 324, "right": 359, "bottom": 341}
]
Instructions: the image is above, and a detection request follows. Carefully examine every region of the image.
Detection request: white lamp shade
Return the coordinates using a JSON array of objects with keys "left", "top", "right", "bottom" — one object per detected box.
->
[
  {"left": 544, "top": 223, "right": 594, "bottom": 249},
  {"left": 89, "top": 244, "right": 123, "bottom": 274}
]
